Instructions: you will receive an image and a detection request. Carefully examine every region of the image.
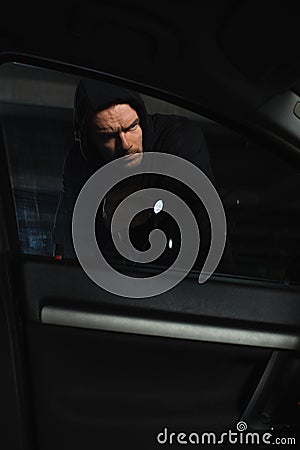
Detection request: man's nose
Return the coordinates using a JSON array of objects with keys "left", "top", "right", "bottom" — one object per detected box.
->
[{"left": 118, "top": 132, "right": 131, "bottom": 150}]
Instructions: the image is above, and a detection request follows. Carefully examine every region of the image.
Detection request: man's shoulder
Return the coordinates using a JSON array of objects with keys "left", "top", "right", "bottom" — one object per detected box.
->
[
  {"left": 63, "top": 143, "right": 91, "bottom": 187},
  {"left": 151, "top": 112, "right": 195, "bottom": 127},
  {"left": 64, "top": 143, "right": 92, "bottom": 174},
  {"left": 64, "top": 143, "right": 85, "bottom": 167},
  {"left": 151, "top": 113, "right": 203, "bottom": 138},
  {"left": 150, "top": 113, "right": 205, "bottom": 152}
]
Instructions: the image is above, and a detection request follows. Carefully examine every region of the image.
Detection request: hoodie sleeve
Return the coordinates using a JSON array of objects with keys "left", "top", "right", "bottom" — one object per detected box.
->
[
  {"left": 152, "top": 114, "right": 234, "bottom": 273},
  {"left": 52, "top": 144, "right": 113, "bottom": 259},
  {"left": 152, "top": 114, "right": 214, "bottom": 180},
  {"left": 179, "top": 117, "right": 234, "bottom": 273},
  {"left": 51, "top": 145, "right": 83, "bottom": 258}
]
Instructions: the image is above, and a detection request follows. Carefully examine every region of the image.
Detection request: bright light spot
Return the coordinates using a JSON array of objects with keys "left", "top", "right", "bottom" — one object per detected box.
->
[
  {"left": 154, "top": 199, "right": 164, "bottom": 214},
  {"left": 168, "top": 239, "right": 173, "bottom": 249}
]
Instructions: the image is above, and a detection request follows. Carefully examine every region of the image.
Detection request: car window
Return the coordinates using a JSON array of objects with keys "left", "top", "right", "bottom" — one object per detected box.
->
[{"left": 1, "top": 62, "right": 300, "bottom": 287}]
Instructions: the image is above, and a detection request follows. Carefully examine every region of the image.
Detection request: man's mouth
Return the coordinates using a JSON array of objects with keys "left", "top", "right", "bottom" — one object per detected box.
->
[
  {"left": 122, "top": 151, "right": 143, "bottom": 167},
  {"left": 125, "top": 152, "right": 139, "bottom": 159}
]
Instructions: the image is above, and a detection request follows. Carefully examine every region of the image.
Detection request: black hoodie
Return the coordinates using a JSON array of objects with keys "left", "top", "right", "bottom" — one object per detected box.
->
[
  {"left": 73, "top": 78, "right": 153, "bottom": 163},
  {"left": 53, "top": 78, "right": 222, "bottom": 270}
]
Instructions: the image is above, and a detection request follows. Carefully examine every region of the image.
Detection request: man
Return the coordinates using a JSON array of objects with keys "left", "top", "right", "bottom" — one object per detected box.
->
[{"left": 53, "top": 77, "right": 229, "bottom": 274}]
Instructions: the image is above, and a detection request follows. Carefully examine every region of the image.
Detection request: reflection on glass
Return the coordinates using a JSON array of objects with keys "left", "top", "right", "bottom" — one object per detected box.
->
[{"left": 2, "top": 63, "right": 300, "bottom": 285}]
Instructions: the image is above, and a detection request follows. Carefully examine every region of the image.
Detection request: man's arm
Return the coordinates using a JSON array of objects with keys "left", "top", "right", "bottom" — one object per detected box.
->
[
  {"left": 157, "top": 115, "right": 234, "bottom": 274},
  {"left": 52, "top": 146, "right": 82, "bottom": 258}
]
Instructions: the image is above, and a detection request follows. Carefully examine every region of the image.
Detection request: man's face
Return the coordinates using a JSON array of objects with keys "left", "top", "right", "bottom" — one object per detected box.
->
[{"left": 88, "top": 103, "right": 143, "bottom": 168}]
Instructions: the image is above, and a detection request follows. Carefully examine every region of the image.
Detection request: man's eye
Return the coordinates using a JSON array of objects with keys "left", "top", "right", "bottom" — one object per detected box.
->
[{"left": 129, "top": 123, "right": 139, "bottom": 131}]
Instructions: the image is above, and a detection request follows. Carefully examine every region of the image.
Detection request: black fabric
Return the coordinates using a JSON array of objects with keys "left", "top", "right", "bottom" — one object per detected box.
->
[{"left": 52, "top": 78, "right": 231, "bottom": 273}]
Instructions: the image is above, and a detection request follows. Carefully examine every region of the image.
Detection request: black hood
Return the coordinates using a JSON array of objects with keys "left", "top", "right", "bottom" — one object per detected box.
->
[{"left": 73, "top": 78, "right": 153, "bottom": 164}]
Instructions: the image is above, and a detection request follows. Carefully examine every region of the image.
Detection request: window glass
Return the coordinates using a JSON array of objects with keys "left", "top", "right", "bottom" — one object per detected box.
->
[{"left": 1, "top": 62, "right": 300, "bottom": 285}]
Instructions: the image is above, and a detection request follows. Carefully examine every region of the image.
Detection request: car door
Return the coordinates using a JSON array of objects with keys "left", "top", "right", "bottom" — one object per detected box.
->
[{"left": 0, "top": 59, "right": 300, "bottom": 450}]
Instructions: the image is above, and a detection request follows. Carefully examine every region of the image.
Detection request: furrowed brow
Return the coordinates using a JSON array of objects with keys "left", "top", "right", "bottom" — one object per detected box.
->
[
  {"left": 122, "top": 118, "right": 140, "bottom": 132},
  {"left": 95, "top": 118, "right": 139, "bottom": 135}
]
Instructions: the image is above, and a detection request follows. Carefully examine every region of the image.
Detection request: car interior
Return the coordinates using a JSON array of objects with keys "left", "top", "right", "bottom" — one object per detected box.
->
[{"left": 0, "top": 1, "right": 300, "bottom": 449}]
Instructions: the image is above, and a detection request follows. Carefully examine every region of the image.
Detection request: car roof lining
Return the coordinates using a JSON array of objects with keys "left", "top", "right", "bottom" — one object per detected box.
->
[{"left": 1, "top": 1, "right": 300, "bottom": 121}]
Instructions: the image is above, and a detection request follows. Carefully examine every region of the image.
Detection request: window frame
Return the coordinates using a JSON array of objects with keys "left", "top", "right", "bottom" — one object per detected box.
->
[{"left": 1, "top": 54, "right": 300, "bottom": 292}]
